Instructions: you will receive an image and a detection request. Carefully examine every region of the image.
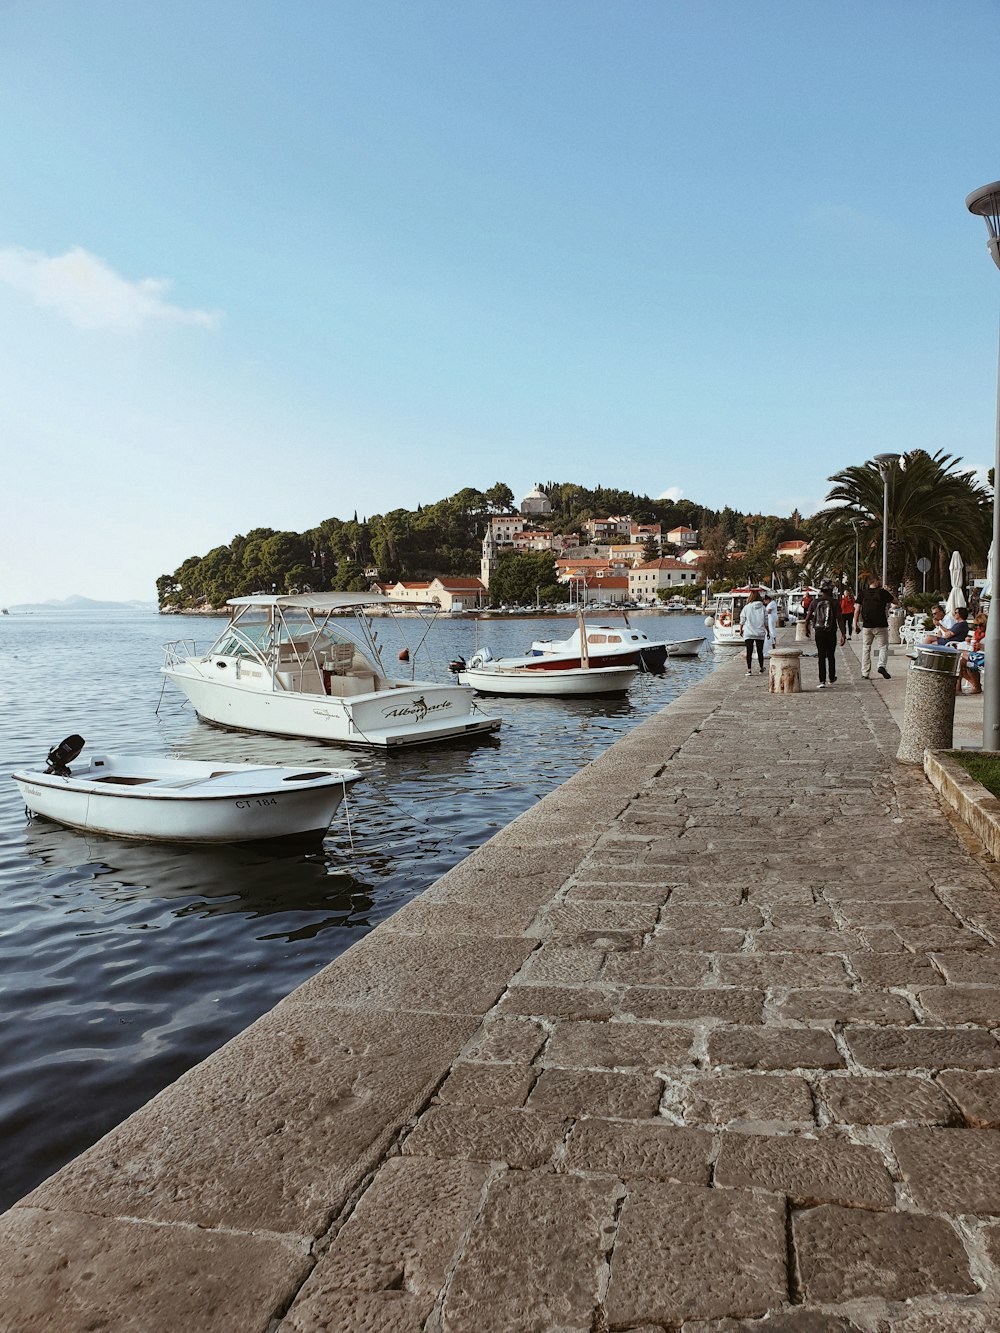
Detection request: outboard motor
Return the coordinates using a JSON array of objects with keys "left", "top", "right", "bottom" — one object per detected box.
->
[{"left": 45, "top": 734, "right": 85, "bottom": 776}]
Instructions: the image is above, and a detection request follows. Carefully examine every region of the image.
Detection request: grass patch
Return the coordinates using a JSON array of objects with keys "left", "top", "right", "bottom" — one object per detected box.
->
[{"left": 948, "top": 750, "right": 1000, "bottom": 800}]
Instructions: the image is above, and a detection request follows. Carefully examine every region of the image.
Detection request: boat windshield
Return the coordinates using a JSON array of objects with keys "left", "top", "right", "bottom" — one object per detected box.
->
[{"left": 212, "top": 605, "right": 378, "bottom": 670}]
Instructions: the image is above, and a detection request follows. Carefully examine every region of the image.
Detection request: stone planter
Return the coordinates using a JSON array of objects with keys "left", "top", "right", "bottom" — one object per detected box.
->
[{"left": 923, "top": 750, "right": 1000, "bottom": 861}]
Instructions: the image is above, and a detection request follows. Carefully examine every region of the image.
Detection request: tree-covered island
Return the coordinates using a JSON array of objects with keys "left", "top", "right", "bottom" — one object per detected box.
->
[{"left": 157, "top": 455, "right": 991, "bottom": 612}]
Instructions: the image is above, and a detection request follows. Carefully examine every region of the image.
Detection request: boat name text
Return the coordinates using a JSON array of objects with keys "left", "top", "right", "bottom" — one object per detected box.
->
[{"left": 380, "top": 696, "right": 453, "bottom": 723}]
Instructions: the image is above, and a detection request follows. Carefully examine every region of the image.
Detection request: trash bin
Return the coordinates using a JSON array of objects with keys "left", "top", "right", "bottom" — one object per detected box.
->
[
  {"left": 888, "top": 606, "right": 905, "bottom": 645},
  {"left": 896, "top": 646, "right": 963, "bottom": 763}
]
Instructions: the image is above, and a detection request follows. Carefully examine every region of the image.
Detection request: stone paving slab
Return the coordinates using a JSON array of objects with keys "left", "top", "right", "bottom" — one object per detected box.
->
[{"left": 8, "top": 640, "right": 1000, "bottom": 1328}]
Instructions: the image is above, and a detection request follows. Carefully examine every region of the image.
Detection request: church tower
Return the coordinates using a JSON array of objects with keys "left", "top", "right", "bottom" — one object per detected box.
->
[{"left": 481, "top": 526, "right": 497, "bottom": 589}]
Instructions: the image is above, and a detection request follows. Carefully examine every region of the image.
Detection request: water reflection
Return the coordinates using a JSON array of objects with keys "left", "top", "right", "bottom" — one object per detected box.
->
[{"left": 20, "top": 822, "right": 376, "bottom": 937}]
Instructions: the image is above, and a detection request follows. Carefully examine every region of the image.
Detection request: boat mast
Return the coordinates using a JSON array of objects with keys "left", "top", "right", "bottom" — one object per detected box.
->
[{"left": 578, "top": 610, "right": 590, "bottom": 669}]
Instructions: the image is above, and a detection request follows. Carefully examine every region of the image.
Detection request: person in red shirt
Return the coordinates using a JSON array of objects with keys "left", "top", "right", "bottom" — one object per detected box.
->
[{"left": 839, "top": 589, "right": 855, "bottom": 639}]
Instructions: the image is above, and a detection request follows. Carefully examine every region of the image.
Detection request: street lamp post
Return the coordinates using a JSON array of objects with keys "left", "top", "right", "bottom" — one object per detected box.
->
[
  {"left": 850, "top": 518, "right": 860, "bottom": 596},
  {"left": 966, "top": 179, "right": 1000, "bottom": 749},
  {"left": 873, "top": 453, "right": 900, "bottom": 589}
]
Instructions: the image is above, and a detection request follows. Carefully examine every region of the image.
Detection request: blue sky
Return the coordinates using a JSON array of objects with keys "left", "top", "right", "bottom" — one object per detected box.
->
[{"left": 2, "top": 0, "right": 998, "bottom": 602}]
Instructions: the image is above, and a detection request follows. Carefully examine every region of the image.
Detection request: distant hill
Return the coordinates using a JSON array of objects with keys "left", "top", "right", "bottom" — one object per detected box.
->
[{"left": 5, "top": 595, "right": 156, "bottom": 613}]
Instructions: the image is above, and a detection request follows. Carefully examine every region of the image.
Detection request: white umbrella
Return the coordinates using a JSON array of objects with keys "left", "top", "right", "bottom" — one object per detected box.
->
[
  {"left": 985, "top": 541, "right": 994, "bottom": 601},
  {"left": 946, "top": 550, "right": 966, "bottom": 614}
]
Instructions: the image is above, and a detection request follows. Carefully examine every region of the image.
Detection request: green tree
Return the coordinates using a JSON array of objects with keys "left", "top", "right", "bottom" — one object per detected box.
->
[
  {"left": 484, "top": 482, "right": 515, "bottom": 513},
  {"left": 806, "top": 450, "right": 991, "bottom": 590},
  {"left": 640, "top": 536, "right": 660, "bottom": 563},
  {"left": 488, "top": 551, "right": 559, "bottom": 605}
]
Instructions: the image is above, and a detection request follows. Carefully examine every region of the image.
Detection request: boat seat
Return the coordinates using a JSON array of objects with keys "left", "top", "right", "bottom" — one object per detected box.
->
[
  {"left": 276, "top": 665, "right": 327, "bottom": 695},
  {"left": 323, "top": 643, "right": 358, "bottom": 675},
  {"left": 93, "top": 776, "right": 157, "bottom": 786}
]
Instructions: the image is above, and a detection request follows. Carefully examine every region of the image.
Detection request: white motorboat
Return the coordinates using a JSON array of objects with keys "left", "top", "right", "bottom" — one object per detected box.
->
[
  {"left": 527, "top": 617, "right": 676, "bottom": 672},
  {"left": 662, "top": 637, "right": 705, "bottom": 658},
  {"left": 458, "top": 657, "right": 637, "bottom": 696},
  {"left": 707, "top": 586, "right": 776, "bottom": 652},
  {"left": 162, "top": 593, "right": 501, "bottom": 749},
  {"left": 12, "top": 736, "right": 363, "bottom": 844}
]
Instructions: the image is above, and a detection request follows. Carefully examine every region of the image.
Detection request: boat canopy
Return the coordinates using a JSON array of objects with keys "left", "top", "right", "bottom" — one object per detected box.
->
[{"left": 226, "top": 593, "right": 439, "bottom": 610}]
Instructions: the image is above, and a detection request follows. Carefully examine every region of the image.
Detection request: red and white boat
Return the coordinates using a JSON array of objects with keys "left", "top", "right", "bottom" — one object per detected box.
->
[{"left": 527, "top": 618, "right": 687, "bottom": 672}]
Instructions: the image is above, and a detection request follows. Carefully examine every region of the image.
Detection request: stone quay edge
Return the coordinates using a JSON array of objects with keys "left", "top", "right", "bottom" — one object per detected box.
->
[{"left": 4, "top": 640, "right": 1000, "bottom": 1331}]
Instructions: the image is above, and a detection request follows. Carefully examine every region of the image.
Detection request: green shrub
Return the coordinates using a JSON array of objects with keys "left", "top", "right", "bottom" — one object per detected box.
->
[{"left": 902, "top": 591, "right": 946, "bottom": 614}]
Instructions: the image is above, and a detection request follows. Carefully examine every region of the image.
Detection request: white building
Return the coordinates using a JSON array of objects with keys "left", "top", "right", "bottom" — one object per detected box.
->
[
  {"left": 628, "top": 523, "right": 661, "bottom": 545},
  {"left": 489, "top": 514, "right": 525, "bottom": 543},
  {"left": 666, "top": 525, "right": 699, "bottom": 548},
  {"left": 628, "top": 557, "right": 701, "bottom": 602},
  {"left": 582, "top": 515, "right": 632, "bottom": 541},
  {"left": 776, "top": 540, "right": 810, "bottom": 564},
  {"left": 388, "top": 577, "right": 486, "bottom": 611},
  {"left": 520, "top": 484, "right": 552, "bottom": 516}
]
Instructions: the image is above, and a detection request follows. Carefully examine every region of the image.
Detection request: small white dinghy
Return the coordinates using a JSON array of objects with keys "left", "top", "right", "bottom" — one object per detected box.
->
[
  {"left": 12, "top": 736, "right": 362, "bottom": 845},
  {"left": 457, "top": 654, "right": 637, "bottom": 697}
]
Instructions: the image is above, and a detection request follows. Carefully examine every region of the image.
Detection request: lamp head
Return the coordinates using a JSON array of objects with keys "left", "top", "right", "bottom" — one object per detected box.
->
[{"left": 967, "top": 181, "right": 1000, "bottom": 272}]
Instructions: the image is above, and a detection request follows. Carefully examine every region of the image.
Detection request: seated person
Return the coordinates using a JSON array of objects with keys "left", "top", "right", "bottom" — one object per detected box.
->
[
  {"left": 924, "top": 609, "right": 969, "bottom": 646},
  {"left": 958, "top": 612, "right": 987, "bottom": 694}
]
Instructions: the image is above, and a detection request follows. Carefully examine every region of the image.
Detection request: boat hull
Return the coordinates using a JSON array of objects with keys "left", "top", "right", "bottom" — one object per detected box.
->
[
  {"left": 457, "top": 665, "right": 637, "bottom": 696},
  {"left": 12, "top": 758, "right": 362, "bottom": 844},
  {"left": 663, "top": 638, "right": 705, "bottom": 657},
  {"left": 712, "top": 628, "right": 773, "bottom": 655},
  {"left": 163, "top": 666, "right": 500, "bottom": 748}
]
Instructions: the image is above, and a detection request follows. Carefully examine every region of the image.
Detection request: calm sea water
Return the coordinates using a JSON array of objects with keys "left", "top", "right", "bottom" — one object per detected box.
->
[{"left": 0, "top": 608, "right": 719, "bottom": 1208}]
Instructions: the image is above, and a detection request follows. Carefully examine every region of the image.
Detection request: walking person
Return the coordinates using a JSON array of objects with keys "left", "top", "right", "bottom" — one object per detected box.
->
[
  {"left": 839, "top": 587, "right": 855, "bottom": 639},
  {"left": 854, "top": 575, "right": 898, "bottom": 680},
  {"left": 764, "top": 591, "right": 779, "bottom": 651},
  {"left": 740, "top": 589, "right": 768, "bottom": 675},
  {"left": 805, "top": 582, "right": 846, "bottom": 688}
]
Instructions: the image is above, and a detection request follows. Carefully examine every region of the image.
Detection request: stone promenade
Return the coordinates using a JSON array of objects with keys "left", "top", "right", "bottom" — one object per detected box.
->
[{"left": 4, "top": 643, "right": 1000, "bottom": 1331}]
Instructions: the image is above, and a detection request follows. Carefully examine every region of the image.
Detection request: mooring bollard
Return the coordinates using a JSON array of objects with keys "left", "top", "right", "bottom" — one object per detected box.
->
[
  {"left": 769, "top": 648, "right": 803, "bottom": 694},
  {"left": 896, "top": 646, "right": 962, "bottom": 763},
  {"left": 794, "top": 620, "right": 809, "bottom": 643}
]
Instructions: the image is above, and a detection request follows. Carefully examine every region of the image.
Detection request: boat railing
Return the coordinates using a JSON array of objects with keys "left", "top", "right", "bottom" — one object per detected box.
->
[{"left": 162, "top": 639, "right": 199, "bottom": 668}]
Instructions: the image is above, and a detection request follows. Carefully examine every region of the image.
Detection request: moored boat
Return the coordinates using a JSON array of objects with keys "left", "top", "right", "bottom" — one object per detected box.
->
[
  {"left": 528, "top": 618, "right": 675, "bottom": 672},
  {"left": 662, "top": 636, "right": 706, "bottom": 657},
  {"left": 162, "top": 593, "right": 501, "bottom": 749},
  {"left": 708, "top": 586, "right": 776, "bottom": 652},
  {"left": 12, "top": 736, "right": 363, "bottom": 844},
  {"left": 457, "top": 658, "right": 637, "bottom": 696}
]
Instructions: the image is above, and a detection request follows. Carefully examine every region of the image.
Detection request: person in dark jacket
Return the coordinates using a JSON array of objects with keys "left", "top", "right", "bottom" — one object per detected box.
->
[{"left": 805, "top": 581, "right": 846, "bottom": 688}]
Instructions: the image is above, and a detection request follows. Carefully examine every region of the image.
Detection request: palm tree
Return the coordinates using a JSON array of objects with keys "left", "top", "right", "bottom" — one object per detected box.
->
[{"left": 805, "top": 450, "right": 991, "bottom": 592}]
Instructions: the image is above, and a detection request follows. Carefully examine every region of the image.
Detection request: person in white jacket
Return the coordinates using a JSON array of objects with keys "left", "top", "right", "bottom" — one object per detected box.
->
[
  {"left": 764, "top": 593, "right": 779, "bottom": 650},
  {"left": 739, "top": 590, "right": 768, "bottom": 675}
]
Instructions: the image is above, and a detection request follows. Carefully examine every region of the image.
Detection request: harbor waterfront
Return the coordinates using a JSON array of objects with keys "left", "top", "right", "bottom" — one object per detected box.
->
[
  {"left": 5, "top": 637, "right": 1000, "bottom": 1326},
  {"left": 0, "top": 608, "right": 714, "bottom": 1212}
]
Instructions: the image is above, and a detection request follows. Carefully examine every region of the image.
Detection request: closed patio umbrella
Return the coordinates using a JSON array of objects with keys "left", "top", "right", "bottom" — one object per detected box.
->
[{"left": 946, "top": 550, "right": 967, "bottom": 615}]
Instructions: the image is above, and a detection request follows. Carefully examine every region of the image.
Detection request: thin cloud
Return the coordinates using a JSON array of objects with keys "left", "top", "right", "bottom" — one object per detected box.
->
[
  {"left": 658, "top": 486, "right": 683, "bottom": 502},
  {"left": 0, "top": 245, "right": 220, "bottom": 331}
]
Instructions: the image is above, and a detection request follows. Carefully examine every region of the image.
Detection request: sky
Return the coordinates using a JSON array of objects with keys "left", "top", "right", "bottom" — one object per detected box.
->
[{"left": 1, "top": 0, "right": 999, "bottom": 604}]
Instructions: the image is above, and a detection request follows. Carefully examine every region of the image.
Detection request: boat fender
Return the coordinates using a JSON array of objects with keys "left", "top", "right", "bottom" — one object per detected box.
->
[
  {"left": 398, "top": 648, "right": 409, "bottom": 661},
  {"left": 45, "top": 734, "right": 85, "bottom": 776}
]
